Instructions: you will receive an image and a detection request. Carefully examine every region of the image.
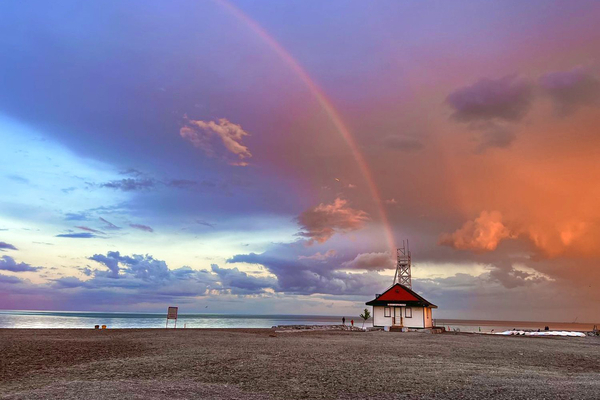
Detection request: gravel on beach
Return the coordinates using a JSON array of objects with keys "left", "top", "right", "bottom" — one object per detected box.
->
[{"left": 1, "top": 328, "right": 599, "bottom": 399}]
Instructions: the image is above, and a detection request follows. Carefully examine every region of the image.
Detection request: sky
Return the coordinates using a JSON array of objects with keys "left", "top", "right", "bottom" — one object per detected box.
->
[{"left": 1, "top": 0, "right": 599, "bottom": 322}]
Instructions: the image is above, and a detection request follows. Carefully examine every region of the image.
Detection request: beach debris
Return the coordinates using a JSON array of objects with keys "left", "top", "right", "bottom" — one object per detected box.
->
[
  {"left": 274, "top": 324, "right": 366, "bottom": 333},
  {"left": 495, "top": 330, "right": 586, "bottom": 337}
]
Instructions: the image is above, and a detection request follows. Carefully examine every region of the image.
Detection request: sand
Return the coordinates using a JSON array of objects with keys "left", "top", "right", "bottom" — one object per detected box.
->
[{"left": 1, "top": 328, "right": 599, "bottom": 399}]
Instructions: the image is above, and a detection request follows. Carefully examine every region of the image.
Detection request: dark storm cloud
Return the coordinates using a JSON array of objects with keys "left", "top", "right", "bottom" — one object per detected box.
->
[
  {"left": 211, "top": 264, "right": 276, "bottom": 294},
  {"left": 0, "top": 242, "right": 18, "bottom": 251},
  {"left": 71, "top": 252, "right": 271, "bottom": 297},
  {"left": 447, "top": 75, "right": 534, "bottom": 122},
  {"left": 55, "top": 232, "right": 97, "bottom": 239},
  {"left": 539, "top": 68, "right": 600, "bottom": 116},
  {"left": 227, "top": 243, "right": 390, "bottom": 296},
  {"left": 89, "top": 251, "right": 122, "bottom": 278},
  {"left": 129, "top": 223, "right": 154, "bottom": 233},
  {"left": 488, "top": 261, "right": 549, "bottom": 289},
  {"left": 0, "top": 255, "right": 41, "bottom": 272}
]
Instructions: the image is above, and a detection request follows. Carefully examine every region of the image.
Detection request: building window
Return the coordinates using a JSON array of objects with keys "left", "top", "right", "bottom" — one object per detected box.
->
[
  {"left": 405, "top": 307, "right": 412, "bottom": 318},
  {"left": 384, "top": 307, "right": 391, "bottom": 317}
]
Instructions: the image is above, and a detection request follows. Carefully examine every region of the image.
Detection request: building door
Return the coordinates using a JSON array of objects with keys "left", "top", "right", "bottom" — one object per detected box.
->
[{"left": 393, "top": 307, "right": 403, "bottom": 326}]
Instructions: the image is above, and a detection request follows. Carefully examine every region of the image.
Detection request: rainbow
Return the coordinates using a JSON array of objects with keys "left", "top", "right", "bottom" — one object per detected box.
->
[{"left": 216, "top": 0, "right": 396, "bottom": 254}]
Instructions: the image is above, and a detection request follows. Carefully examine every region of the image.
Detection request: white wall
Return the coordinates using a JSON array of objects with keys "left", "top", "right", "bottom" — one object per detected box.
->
[
  {"left": 373, "top": 306, "right": 392, "bottom": 327},
  {"left": 372, "top": 306, "right": 430, "bottom": 328},
  {"left": 403, "top": 307, "right": 425, "bottom": 329}
]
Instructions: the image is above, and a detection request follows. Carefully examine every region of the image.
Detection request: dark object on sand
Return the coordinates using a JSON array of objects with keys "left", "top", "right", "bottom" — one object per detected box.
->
[
  {"left": 94, "top": 325, "right": 99, "bottom": 330},
  {"left": 544, "top": 326, "right": 549, "bottom": 331}
]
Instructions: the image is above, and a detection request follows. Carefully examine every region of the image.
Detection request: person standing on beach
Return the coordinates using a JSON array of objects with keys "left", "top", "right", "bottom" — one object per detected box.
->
[
  {"left": 342, "top": 317, "right": 345, "bottom": 326},
  {"left": 351, "top": 319, "right": 354, "bottom": 327}
]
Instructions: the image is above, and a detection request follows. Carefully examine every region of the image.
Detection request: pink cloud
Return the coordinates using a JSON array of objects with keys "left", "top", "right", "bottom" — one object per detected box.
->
[
  {"left": 129, "top": 224, "right": 154, "bottom": 233},
  {"left": 297, "top": 198, "right": 369, "bottom": 244},
  {"left": 298, "top": 250, "right": 337, "bottom": 261},
  {"left": 180, "top": 118, "right": 252, "bottom": 166},
  {"left": 342, "top": 252, "right": 394, "bottom": 271}
]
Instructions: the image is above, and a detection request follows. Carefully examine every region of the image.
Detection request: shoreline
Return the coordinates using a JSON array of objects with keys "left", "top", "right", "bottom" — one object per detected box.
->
[{"left": 1, "top": 328, "right": 599, "bottom": 399}]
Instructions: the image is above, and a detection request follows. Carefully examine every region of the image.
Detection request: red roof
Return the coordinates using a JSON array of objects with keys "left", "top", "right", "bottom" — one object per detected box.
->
[
  {"left": 375, "top": 284, "right": 419, "bottom": 302},
  {"left": 366, "top": 283, "right": 437, "bottom": 308}
]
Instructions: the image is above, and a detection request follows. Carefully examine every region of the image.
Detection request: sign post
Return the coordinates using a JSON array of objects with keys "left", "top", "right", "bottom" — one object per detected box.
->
[{"left": 166, "top": 306, "right": 178, "bottom": 328}]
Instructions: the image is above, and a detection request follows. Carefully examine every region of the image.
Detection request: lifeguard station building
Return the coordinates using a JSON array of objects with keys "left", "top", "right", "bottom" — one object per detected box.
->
[
  {"left": 366, "top": 242, "right": 437, "bottom": 329},
  {"left": 366, "top": 283, "right": 437, "bottom": 329}
]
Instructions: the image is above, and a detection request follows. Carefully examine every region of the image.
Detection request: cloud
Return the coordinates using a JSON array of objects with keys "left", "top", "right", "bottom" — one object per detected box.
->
[
  {"left": 382, "top": 135, "right": 424, "bottom": 152},
  {"left": 64, "top": 212, "right": 89, "bottom": 221},
  {"left": 475, "top": 124, "right": 517, "bottom": 152},
  {"left": 166, "top": 179, "right": 197, "bottom": 189},
  {"left": 298, "top": 250, "right": 336, "bottom": 261},
  {"left": 196, "top": 220, "right": 215, "bottom": 228},
  {"left": 447, "top": 75, "right": 534, "bottom": 122},
  {"left": 297, "top": 198, "right": 369, "bottom": 244},
  {"left": 129, "top": 223, "right": 154, "bottom": 233},
  {"left": 99, "top": 217, "right": 121, "bottom": 230},
  {"left": 228, "top": 250, "right": 389, "bottom": 296},
  {"left": 56, "top": 232, "right": 97, "bottom": 239},
  {"left": 7, "top": 175, "right": 29, "bottom": 184},
  {"left": 210, "top": 264, "right": 276, "bottom": 294},
  {"left": 489, "top": 262, "right": 550, "bottom": 289},
  {"left": 0, "top": 255, "right": 41, "bottom": 272},
  {"left": 100, "top": 178, "right": 156, "bottom": 191},
  {"left": 227, "top": 242, "right": 392, "bottom": 296},
  {"left": 0, "top": 273, "right": 23, "bottom": 284},
  {"left": 180, "top": 118, "right": 252, "bottom": 166},
  {"left": 75, "top": 226, "right": 105, "bottom": 235},
  {"left": 439, "top": 211, "right": 513, "bottom": 252},
  {"left": 89, "top": 251, "right": 123, "bottom": 278},
  {"left": 0, "top": 242, "right": 18, "bottom": 251},
  {"left": 85, "top": 252, "right": 271, "bottom": 295},
  {"left": 342, "top": 252, "right": 395, "bottom": 271},
  {"left": 119, "top": 168, "right": 144, "bottom": 177},
  {"left": 539, "top": 68, "right": 600, "bottom": 116}
]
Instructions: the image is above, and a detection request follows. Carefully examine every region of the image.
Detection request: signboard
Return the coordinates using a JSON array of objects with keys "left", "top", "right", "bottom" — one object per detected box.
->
[
  {"left": 167, "top": 306, "right": 178, "bottom": 320},
  {"left": 166, "top": 306, "right": 178, "bottom": 328},
  {"left": 388, "top": 303, "right": 406, "bottom": 307}
]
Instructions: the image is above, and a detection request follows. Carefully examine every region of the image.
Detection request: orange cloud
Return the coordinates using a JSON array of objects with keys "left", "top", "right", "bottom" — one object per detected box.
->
[{"left": 440, "top": 211, "right": 513, "bottom": 252}]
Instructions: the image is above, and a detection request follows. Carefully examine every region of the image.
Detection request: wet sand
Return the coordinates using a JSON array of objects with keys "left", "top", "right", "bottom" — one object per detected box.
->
[{"left": 1, "top": 328, "right": 599, "bottom": 399}]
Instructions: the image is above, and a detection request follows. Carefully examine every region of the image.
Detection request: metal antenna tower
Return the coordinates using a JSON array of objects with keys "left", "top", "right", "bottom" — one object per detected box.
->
[{"left": 393, "top": 240, "right": 412, "bottom": 288}]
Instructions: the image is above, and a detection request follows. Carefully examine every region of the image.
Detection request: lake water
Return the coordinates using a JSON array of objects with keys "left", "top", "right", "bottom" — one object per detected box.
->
[{"left": 0, "top": 310, "right": 596, "bottom": 332}]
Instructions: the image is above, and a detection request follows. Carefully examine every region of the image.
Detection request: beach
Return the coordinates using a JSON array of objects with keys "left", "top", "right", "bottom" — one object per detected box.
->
[{"left": 1, "top": 329, "right": 599, "bottom": 399}]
